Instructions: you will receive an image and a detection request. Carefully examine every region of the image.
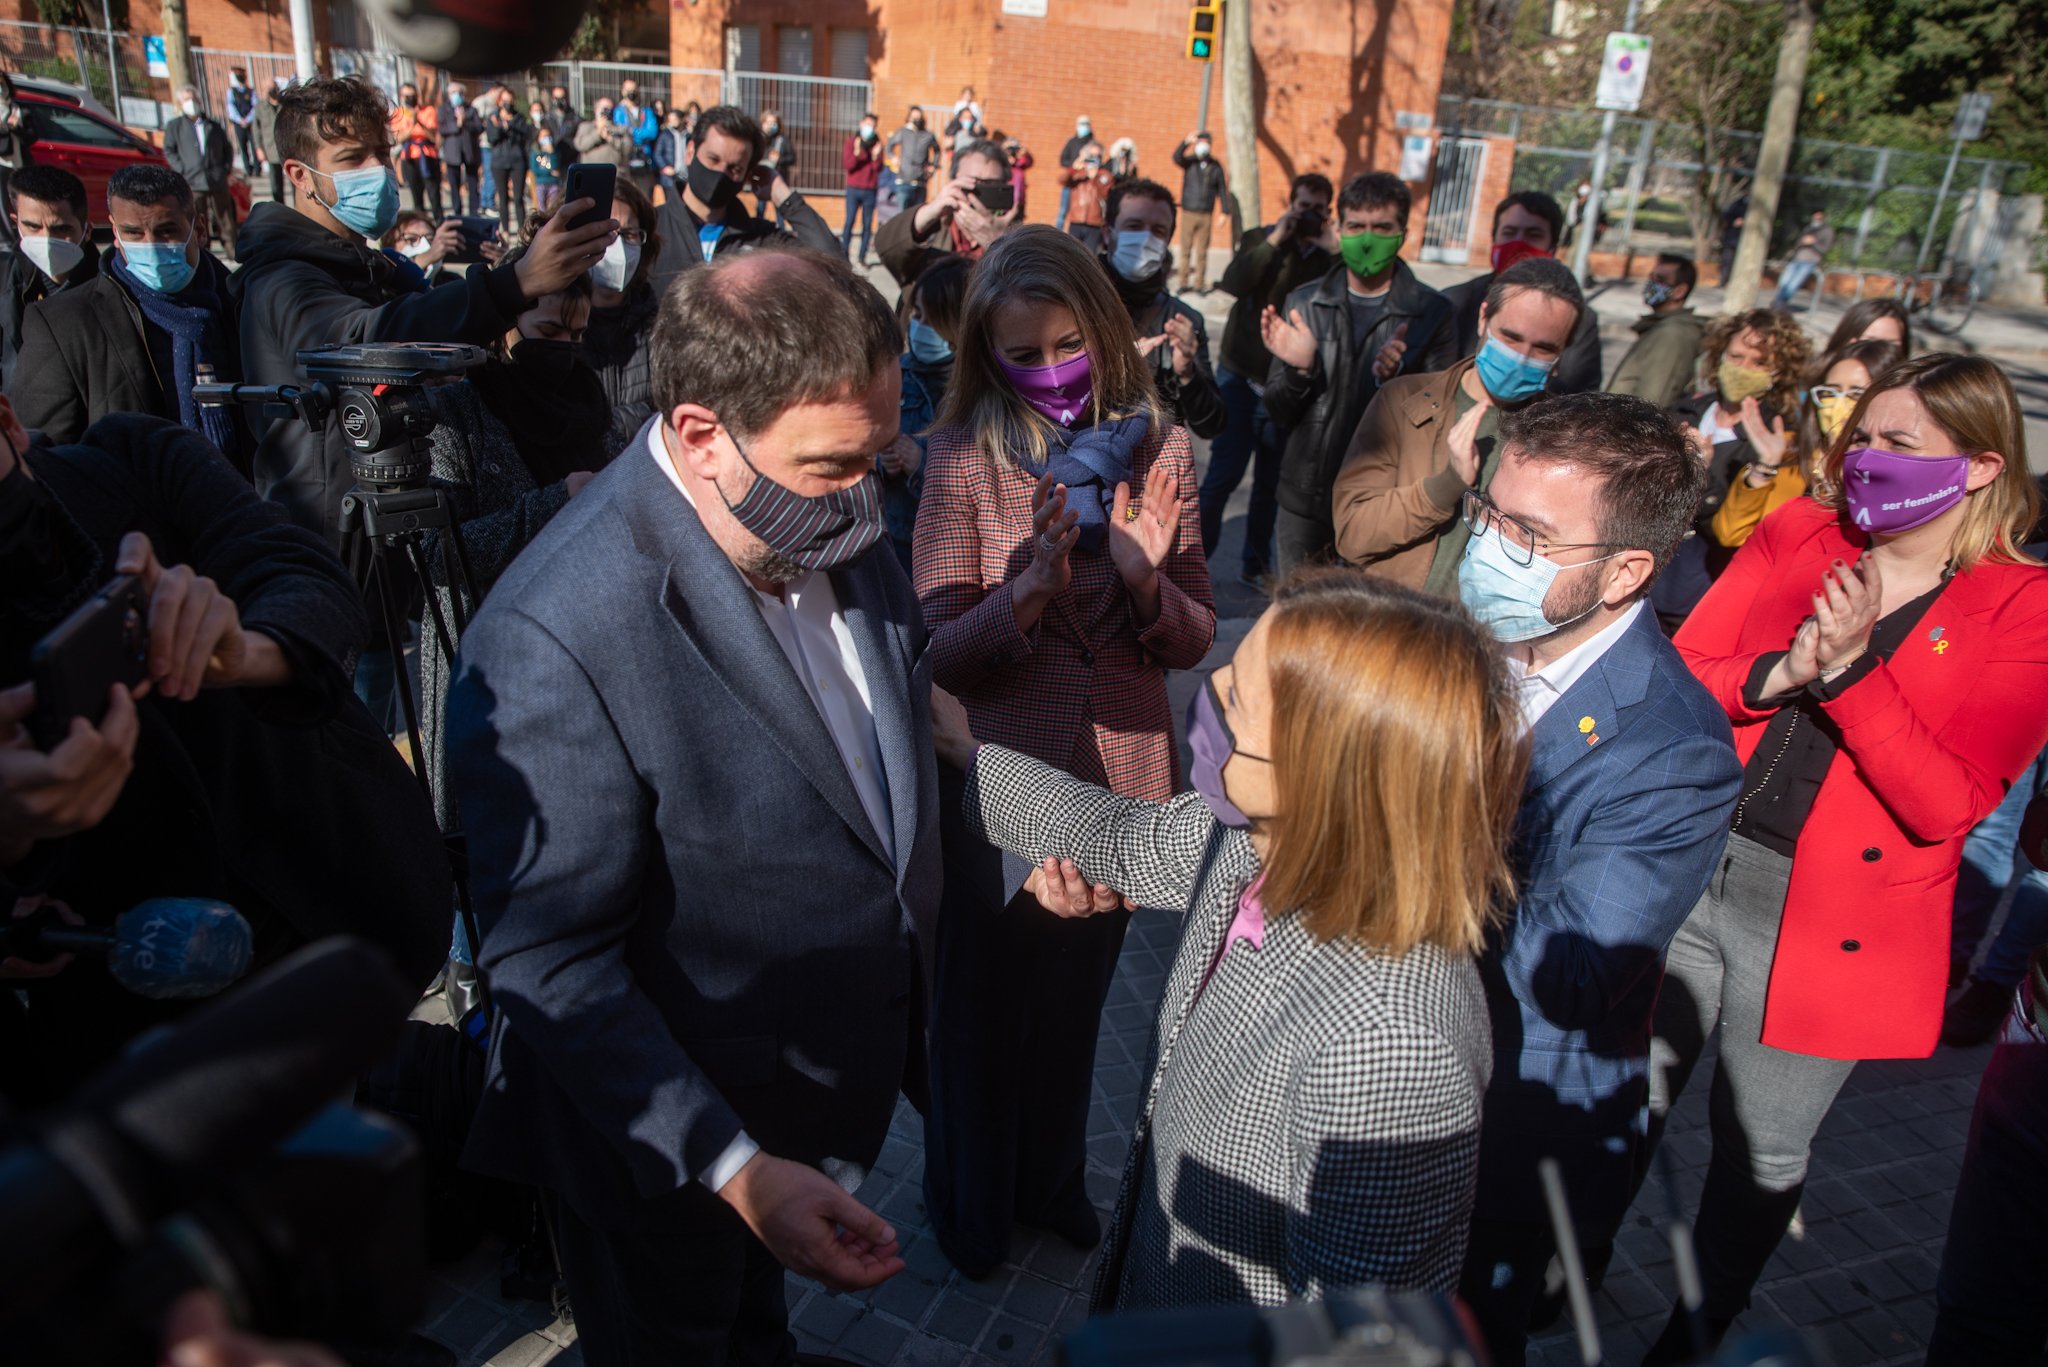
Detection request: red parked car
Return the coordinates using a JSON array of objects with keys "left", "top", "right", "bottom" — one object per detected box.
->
[{"left": 14, "top": 87, "right": 250, "bottom": 226}]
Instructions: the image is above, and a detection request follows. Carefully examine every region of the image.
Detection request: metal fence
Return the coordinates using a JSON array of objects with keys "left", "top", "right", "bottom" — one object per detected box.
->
[
  {"left": 1436, "top": 94, "right": 2036, "bottom": 282},
  {"left": 0, "top": 21, "right": 878, "bottom": 200}
]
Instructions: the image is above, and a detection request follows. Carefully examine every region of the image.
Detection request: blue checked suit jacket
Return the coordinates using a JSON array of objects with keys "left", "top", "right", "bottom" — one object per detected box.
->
[{"left": 1473, "top": 606, "right": 1741, "bottom": 1232}]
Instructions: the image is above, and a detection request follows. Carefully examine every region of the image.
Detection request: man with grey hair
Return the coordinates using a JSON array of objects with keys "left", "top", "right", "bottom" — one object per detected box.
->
[
  {"left": 164, "top": 83, "right": 237, "bottom": 259},
  {"left": 1331, "top": 253, "right": 1586, "bottom": 591},
  {"left": 447, "top": 245, "right": 941, "bottom": 1364}
]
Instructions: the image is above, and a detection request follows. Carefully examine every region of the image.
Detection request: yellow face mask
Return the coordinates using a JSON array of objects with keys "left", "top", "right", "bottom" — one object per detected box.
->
[
  {"left": 1716, "top": 361, "right": 1774, "bottom": 405},
  {"left": 1814, "top": 390, "right": 1859, "bottom": 440}
]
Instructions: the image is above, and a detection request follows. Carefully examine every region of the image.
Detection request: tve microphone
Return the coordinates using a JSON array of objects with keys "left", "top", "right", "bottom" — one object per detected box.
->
[
  {"left": 3, "top": 898, "right": 253, "bottom": 998},
  {"left": 0, "top": 936, "right": 419, "bottom": 1323}
]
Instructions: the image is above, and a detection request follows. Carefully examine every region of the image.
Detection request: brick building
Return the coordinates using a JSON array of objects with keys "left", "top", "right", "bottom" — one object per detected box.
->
[{"left": 668, "top": 0, "right": 1457, "bottom": 235}]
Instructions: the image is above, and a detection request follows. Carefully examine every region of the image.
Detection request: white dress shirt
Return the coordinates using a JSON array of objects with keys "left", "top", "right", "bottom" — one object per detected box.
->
[
  {"left": 649, "top": 423, "right": 896, "bottom": 1190},
  {"left": 1507, "top": 599, "right": 1644, "bottom": 734}
]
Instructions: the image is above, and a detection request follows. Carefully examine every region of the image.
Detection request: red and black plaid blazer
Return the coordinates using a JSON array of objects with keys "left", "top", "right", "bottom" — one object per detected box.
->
[{"left": 913, "top": 421, "right": 1217, "bottom": 803}]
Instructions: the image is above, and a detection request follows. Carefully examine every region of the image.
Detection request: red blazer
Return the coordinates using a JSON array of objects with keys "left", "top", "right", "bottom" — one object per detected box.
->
[
  {"left": 913, "top": 421, "right": 1216, "bottom": 802},
  {"left": 1676, "top": 498, "right": 2048, "bottom": 1059}
]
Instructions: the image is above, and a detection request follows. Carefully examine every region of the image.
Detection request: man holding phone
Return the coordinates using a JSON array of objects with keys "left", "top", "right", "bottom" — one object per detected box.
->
[
  {"left": 874, "top": 138, "right": 1020, "bottom": 290},
  {"left": 646, "top": 105, "right": 836, "bottom": 300},
  {"left": 233, "top": 75, "right": 619, "bottom": 551}
]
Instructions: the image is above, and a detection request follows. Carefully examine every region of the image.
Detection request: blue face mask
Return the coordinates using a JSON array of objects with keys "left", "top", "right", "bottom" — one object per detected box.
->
[
  {"left": 1474, "top": 331, "right": 1556, "bottom": 404},
  {"left": 1457, "top": 518, "right": 1620, "bottom": 643},
  {"left": 309, "top": 163, "right": 400, "bottom": 238},
  {"left": 119, "top": 236, "right": 196, "bottom": 294},
  {"left": 907, "top": 318, "right": 953, "bottom": 365}
]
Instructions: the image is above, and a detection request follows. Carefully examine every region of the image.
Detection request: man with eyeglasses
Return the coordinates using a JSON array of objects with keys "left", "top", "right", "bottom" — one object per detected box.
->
[
  {"left": 1444, "top": 390, "right": 1742, "bottom": 1367},
  {"left": 1330, "top": 254, "right": 1583, "bottom": 591}
]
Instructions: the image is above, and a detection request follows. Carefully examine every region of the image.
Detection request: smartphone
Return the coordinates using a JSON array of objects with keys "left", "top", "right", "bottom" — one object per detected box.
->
[
  {"left": 972, "top": 179, "right": 1015, "bottom": 215},
  {"left": 561, "top": 163, "right": 617, "bottom": 232},
  {"left": 28, "top": 575, "right": 148, "bottom": 751},
  {"left": 443, "top": 214, "right": 500, "bottom": 265}
]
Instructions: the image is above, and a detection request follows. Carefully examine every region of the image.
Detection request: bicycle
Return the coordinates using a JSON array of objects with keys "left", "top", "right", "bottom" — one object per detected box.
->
[{"left": 1904, "top": 258, "right": 1990, "bottom": 336}]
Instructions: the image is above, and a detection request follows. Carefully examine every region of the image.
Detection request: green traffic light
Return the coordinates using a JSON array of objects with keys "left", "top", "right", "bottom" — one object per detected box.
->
[{"left": 1192, "top": 37, "right": 1212, "bottom": 56}]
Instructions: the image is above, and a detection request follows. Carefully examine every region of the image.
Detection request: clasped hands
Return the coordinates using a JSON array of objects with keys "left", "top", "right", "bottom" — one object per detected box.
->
[
  {"left": 1763, "top": 554, "right": 1882, "bottom": 697},
  {"left": 930, "top": 686, "right": 1132, "bottom": 920}
]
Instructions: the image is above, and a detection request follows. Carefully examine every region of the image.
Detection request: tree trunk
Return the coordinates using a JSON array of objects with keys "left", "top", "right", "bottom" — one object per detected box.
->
[
  {"left": 1723, "top": 0, "right": 1817, "bottom": 311},
  {"left": 1223, "top": 0, "right": 1259, "bottom": 230},
  {"left": 159, "top": 0, "right": 193, "bottom": 96}
]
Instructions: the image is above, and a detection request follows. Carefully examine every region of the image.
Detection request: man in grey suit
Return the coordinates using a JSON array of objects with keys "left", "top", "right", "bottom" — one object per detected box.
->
[
  {"left": 446, "top": 246, "right": 940, "bottom": 1364},
  {"left": 165, "top": 84, "right": 237, "bottom": 259}
]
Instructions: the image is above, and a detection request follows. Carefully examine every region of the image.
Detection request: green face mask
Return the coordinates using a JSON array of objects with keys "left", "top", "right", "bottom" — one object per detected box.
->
[{"left": 1339, "top": 230, "right": 1404, "bottom": 279}]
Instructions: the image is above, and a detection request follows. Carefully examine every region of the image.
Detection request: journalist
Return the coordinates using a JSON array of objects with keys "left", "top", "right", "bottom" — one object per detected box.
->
[
  {"left": 233, "top": 74, "right": 617, "bottom": 548},
  {"left": 0, "top": 396, "right": 450, "bottom": 1103}
]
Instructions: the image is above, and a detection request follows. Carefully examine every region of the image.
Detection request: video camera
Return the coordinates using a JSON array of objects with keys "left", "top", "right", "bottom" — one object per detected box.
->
[
  {"left": 0, "top": 937, "right": 427, "bottom": 1363},
  {"left": 195, "top": 342, "right": 485, "bottom": 494}
]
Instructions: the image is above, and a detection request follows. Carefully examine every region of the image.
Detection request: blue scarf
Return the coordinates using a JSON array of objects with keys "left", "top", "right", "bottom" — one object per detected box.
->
[
  {"left": 109, "top": 248, "right": 238, "bottom": 457},
  {"left": 1019, "top": 414, "right": 1151, "bottom": 553}
]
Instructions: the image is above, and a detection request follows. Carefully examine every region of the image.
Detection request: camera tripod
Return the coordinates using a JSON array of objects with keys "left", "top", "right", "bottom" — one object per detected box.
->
[{"left": 199, "top": 344, "right": 496, "bottom": 1026}]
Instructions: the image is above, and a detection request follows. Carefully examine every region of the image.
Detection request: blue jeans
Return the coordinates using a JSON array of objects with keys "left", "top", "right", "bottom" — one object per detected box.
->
[
  {"left": 478, "top": 164, "right": 496, "bottom": 211},
  {"left": 1198, "top": 367, "right": 1282, "bottom": 573},
  {"left": 1056, "top": 182, "right": 1072, "bottom": 231},
  {"left": 1929, "top": 1019, "right": 2048, "bottom": 1365},
  {"left": 1773, "top": 258, "right": 1818, "bottom": 306},
  {"left": 1952, "top": 745, "right": 2048, "bottom": 986},
  {"left": 841, "top": 186, "right": 877, "bottom": 261}
]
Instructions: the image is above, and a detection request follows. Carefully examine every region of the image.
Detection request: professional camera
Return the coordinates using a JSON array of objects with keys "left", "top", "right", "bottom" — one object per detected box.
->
[
  {"left": 196, "top": 341, "right": 484, "bottom": 494},
  {"left": 0, "top": 937, "right": 427, "bottom": 1364}
]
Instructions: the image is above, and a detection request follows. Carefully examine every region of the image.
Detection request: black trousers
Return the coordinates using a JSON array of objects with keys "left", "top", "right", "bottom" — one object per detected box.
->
[
  {"left": 444, "top": 160, "right": 480, "bottom": 215},
  {"left": 494, "top": 163, "right": 527, "bottom": 233},
  {"left": 1459, "top": 1217, "right": 1615, "bottom": 1367},
  {"left": 402, "top": 155, "right": 442, "bottom": 219},
  {"left": 232, "top": 121, "right": 258, "bottom": 174},
  {"left": 546, "top": 1190, "right": 795, "bottom": 1367},
  {"left": 923, "top": 872, "right": 1128, "bottom": 1273}
]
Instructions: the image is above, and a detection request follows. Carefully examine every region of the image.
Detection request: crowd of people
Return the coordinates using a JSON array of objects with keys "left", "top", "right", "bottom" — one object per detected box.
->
[{"left": 1, "top": 66, "right": 2045, "bottom": 1367}]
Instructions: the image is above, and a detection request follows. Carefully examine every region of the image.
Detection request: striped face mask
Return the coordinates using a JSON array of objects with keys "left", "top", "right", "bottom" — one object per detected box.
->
[{"left": 717, "top": 424, "right": 887, "bottom": 570}]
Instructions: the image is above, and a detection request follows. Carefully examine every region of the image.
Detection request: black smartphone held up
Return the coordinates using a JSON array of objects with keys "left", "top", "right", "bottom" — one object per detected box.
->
[
  {"left": 561, "top": 163, "right": 617, "bottom": 232},
  {"left": 443, "top": 215, "right": 500, "bottom": 265},
  {"left": 972, "top": 178, "right": 1015, "bottom": 215},
  {"left": 27, "top": 575, "right": 148, "bottom": 751}
]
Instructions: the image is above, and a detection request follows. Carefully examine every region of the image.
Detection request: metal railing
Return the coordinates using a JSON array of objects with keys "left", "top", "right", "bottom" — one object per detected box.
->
[{"left": 1436, "top": 94, "right": 2036, "bottom": 282}]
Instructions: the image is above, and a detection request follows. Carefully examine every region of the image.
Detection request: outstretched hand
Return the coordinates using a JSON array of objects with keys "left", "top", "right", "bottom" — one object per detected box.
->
[{"left": 719, "top": 1152, "right": 904, "bottom": 1292}]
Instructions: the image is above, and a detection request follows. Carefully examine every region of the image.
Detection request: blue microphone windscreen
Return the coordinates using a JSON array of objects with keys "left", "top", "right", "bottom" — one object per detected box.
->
[{"left": 107, "top": 898, "right": 255, "bottom": 999}]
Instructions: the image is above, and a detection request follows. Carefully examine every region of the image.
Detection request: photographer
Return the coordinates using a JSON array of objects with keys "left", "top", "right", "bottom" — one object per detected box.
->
[
  {"left": 232, "top": 75, "right": 617, "bottom": 549},
  {"left": 875, "top": 138, "right": 1020, "bottom": 290},
  {"left": 0, "top": 395, "right": 450, "bottom": 1102},
  {"left": 646, "top": 105, "right": 835, "bottom": 298}
]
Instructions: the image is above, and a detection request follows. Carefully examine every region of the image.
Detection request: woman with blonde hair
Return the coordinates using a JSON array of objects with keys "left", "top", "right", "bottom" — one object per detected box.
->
[
  {"left": 1653, "top": 308, "right": 1813, "bottom": 626},
  {"left": 1646, "top": 353, "right": 2048, "bottom": 1361},
  {"left": 931, "top": 568, "right": 1523, "bottom": 1306},
  {"left": 914, "top": 224, "right": 1215, "bottom": 1277}
]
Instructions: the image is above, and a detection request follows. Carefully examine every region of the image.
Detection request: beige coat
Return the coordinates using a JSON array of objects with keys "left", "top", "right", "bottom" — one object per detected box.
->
[{"left": 1330, "top": 357, "right": 1477, "bottom": 589}]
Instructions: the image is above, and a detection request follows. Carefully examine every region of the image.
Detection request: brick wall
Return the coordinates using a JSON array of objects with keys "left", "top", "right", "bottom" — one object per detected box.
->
[
  {"left": 3, "top": 0, "right": 303, "bottom": 53},
  {"left": 671, "top": 0, "right": 1456, "bottom": 235}
]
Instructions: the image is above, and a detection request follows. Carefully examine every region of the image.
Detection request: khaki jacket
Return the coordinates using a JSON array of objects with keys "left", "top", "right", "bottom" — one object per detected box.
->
[{"left": 1330, "top": 358, "right": 1478, "bottom": 588}]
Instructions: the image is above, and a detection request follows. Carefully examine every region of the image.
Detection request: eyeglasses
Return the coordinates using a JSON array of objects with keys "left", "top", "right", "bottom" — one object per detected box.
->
[
  {"left": 616, "top": 227, "right": 647, "bottom": 245},
  {"left": 1461, "top": 490, "right": 1623, "bottom": 568},
  {"left": 1809, "top": 385, "right": 1865, "bottom": 403}
]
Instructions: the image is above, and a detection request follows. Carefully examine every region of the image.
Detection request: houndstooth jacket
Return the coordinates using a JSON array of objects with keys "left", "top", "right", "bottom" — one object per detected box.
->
[{"left": 965, "top": 744, "right": 1494, "bottom": 1311}]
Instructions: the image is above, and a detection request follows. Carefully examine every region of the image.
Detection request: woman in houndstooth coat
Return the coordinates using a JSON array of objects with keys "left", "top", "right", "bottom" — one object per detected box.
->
[
  {"left": 933, "top": 570, "right": 1525, "bottom": 1308},
  {"left": 913, "top": 227, "right": 1217, "bottom": 1276}
]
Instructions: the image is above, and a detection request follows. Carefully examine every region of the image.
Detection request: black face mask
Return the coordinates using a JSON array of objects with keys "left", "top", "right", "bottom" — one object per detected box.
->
[
  {"left": 510, "top": 337, "right": 583, "bottom": 383},
  {"left": 687, "top": 155, "right": 743, "bottom": 211}
]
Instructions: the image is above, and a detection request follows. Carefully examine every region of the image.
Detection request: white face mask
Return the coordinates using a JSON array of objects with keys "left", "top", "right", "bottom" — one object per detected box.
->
[
  {"left": 19, "top": 233, "right": 84, "bottom": 281},
  {"left": 591, "top": 236, "right": 642, "bottom": 293},
  {"left": 1194, "top": 141, "right": 1212, "bottom": 159},
  {"left": 1109, "top": 229, "right": 1167, "bottom": 282},
  {"left": 180, "top": 98, "right": 198, "bottom": 118},
  {"left": 399, "top": 238, "right": 433, "bottom": 258}
]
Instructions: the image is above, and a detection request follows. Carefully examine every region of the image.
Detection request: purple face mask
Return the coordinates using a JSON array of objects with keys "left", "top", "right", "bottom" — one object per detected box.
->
[
  {"left": 1841, "top": 446, "right": 1971, "bottom": 535},
  {"left": 1186, "top": 675, "right": 1254, "bottom": 829},
  {"left": 995, "top": 350, "right": 1094, "bottom": 427}
]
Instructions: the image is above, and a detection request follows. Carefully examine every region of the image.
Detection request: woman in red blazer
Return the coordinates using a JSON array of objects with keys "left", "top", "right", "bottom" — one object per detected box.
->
[
  {"left": 913, "top": 226, "right": 1216, "bottom": 1278},
  {"left": 1642, "top": 353, "right": 2048, "bottom": 1362}
]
